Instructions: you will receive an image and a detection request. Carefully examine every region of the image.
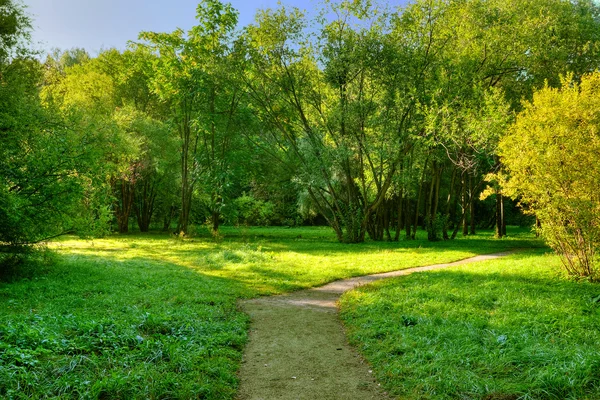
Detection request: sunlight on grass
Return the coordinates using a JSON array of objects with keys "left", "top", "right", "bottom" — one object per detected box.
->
[
  {"left": 340, "top": 249, "right": 600, "bottom": 400},
  {"left": 1, "top": 227, "right": 542, "bottom": 399},
  {"left": 50, "top": 226, "right": 541, "bottom": 295}
]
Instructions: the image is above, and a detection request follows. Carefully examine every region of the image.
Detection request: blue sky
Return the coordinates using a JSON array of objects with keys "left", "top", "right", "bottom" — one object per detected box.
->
[{"left": 24, "top": 0, "right": 408, "bottom": 55}]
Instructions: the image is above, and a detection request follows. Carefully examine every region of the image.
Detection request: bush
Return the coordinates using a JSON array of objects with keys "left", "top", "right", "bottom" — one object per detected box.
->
[
  {"left": 233, "top": 195, "right": 277, "bottom": 226},
  {"left": 0, "top": 245, "right": 53, "bottom": 282},
  {"left": 500, "top": 73, "right": 600, "bottom": 279}
]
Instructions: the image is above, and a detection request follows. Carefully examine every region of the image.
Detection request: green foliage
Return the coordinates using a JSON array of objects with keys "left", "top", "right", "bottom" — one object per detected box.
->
[
  {"left": 4, "top": 0, "right": 600, "bottom": 397},
  {"left": 3, "top": 0, "right": 600, "bottom": 254},
  {"left": 340, "top": 250, "right": 600, "bottom": 399},
  {"left": 5, "top": 0, "right": 596, "bottom": 247},
  {"left": 500, "top": 73, "right": 600, "bottom": 279},
  {"left": 41, "top": 47, "right": 178, "bottom": 235},
  {"left": 242, "top": 1, "right": 419, "bottom": 242},
  {"left": 138, "top": 0, "right": 248, "bottom": 235},
  {"left": 0, "top": 0, "right": 30, "bottom": 62},
  {"left": 0, "top": 11, "right": 138, "bottom": 270},
  {"left": 238, "top": 0, "right": 600, "bottom": 243},
  {"left": 231, "top": 195, "right": 277, "bottom": 226},
  {"left": 0, "top": 57, "right": 111, "bottom": 259}
]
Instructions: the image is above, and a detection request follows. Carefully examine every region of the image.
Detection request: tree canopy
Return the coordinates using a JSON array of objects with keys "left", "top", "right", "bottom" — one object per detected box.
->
[{"left": 2, "top": 0, "right": 600, "bottom": 274}]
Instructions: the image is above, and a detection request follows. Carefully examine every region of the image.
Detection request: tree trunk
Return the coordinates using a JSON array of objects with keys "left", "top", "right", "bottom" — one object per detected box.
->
[
  {"left": 427, "top": 161, "right": 442, "bottom": 241},
  {"left": 452, "top": 172, "right": 467, "bottom": 240},
  {"left": 384, "top": 201, "right": 392, "bottom": 241},
  {"left": 177, "top": 102, "right": 196, "bottom": 236},
  {"left": 114, "top": 179, "right": 134, "bottom": 234},
  {"left": 162, "top": 205, "right": 176, "bottom": 232},
  {"left": 394, "top": 193, "right": 403, "bottom": 242},
  {"left": 496, "top": 190, "right": 504, "bottom": 238},
  {"left": 412, "top": 159, "right": 428, "bottom": 240},
  {"left": 211, "top": 211, "right": 220, "bottom": 233},
  {"left": 502, "top": 197, "right": 507, "bottom": 236},
  {"left": 135, "top": 178, "right": 157, "bottom": 233},
  {"left": 443, "top": 168, "right": 457, "bottom": 240},
  {"left": 412, "top": 183, "right": 423, "bottom": 240},
  {"left": 432, "top": 165, "right": 441, "bottom": 217},
  {"left": 405, "top": 199, "right": 412, "bottom": 240},
  {"left": 461, "top": 172, "right": 468, "bottom": 236},
  {"left": 308, "top": 187, "right": 345, "bottom": 242},
  {"left": 451, "top": 206, "right": 464, "bottom": 240},
  {"left": 469, "top": 174, "right": 476, "bottom": 235},
  {"left": 426, "top": 171, "right": 435, "bottom": 240}
]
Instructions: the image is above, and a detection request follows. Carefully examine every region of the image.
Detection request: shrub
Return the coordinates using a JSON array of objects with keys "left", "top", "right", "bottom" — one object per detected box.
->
[
  {"left": 500, "top": 73, "right": 600, "bottom": 279},
  {"left": 233, "top": 195, "right": 277, "bottom": 226}
]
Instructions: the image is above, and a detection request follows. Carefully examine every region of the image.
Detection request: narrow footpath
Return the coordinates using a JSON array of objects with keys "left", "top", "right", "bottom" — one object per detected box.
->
[{"left": 236, "top": 251, "right": 518, "bottom": 400}]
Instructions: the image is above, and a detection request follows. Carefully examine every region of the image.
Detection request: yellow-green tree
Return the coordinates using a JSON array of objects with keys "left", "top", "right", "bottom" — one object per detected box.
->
[{"left": 500, "top": 73, "right": 600, "bottom": 279}]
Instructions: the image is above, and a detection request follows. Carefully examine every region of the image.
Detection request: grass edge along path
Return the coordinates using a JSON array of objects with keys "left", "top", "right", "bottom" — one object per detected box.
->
[
  {"left": 340, "top": 249, "right": 600, "bottom": 400},
  {"left": 236, "top": 250, "right": 520, "bottom": 400}
]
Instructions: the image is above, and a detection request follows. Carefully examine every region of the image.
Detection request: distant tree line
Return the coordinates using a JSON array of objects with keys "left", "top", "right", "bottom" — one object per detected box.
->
[{"left": 2, "top": 0, "right": 600, "bottom": 276}]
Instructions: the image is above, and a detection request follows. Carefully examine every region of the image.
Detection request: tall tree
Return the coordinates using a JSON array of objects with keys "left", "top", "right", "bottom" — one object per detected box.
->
[
  {"left": 242, "top": 1, "right": 440, "bottom": 242},
  {"left": 416, "top": 0, "right": 600, "bottom": 238},
  {"left": 139, "top": 0, "right": 242, "bottom": 235},
  {"left": 41, "top": 50, "right": 150, "bottom": 233},
  {"left": 94, "top": 48, "right": 175, "bottom": 233}
]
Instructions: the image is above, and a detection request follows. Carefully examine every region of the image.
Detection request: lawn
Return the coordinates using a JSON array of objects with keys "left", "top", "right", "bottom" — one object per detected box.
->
[
  {"left": 0, "top": 226, "right": 541, "bottom": 399},
  {"left": 340, "top": 249, "right": 600, "bottom": 400}
]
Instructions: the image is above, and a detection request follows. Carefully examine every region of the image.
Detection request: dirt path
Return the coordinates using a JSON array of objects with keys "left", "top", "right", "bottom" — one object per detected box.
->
[{"left": 236, "top": 251, "right": 518, "bottom": 400}]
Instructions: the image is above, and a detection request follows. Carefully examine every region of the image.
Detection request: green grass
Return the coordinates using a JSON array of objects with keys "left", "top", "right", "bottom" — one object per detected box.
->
[
  {"left": 0, "top": 226, "right": 540, "bottom": 399},
  {"left": 339, "top": 249, "right": 600, "bottom": 400}
]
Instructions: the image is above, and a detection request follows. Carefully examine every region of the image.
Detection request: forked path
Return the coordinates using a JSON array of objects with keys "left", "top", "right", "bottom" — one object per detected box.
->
[{"left": 236, "top": 251, "right": 519, "bottom": 400}]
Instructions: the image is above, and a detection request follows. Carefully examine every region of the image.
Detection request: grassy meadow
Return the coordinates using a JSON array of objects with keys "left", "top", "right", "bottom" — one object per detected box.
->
[
  {"left": 0, "top": 225, "right": 578, "bottom": 399},
  {"left": 340, "top": 250, "right": 600, "bottom": 400}
]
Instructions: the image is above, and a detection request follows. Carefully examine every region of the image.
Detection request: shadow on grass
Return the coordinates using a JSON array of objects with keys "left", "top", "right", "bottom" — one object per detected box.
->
[
  {"left": 1, "top": 230, "right": 551, "bottom": 399},
  {"left": 68, "top": 227, "right": 543, "bottom": 256},
  {"left": 50, "top": 228, "right": 546, "bottom": 300}
]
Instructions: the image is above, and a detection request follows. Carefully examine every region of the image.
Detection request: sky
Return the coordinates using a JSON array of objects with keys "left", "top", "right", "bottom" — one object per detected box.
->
[{"left": 23, "top": 0, "right": 408, "bottom": 56}]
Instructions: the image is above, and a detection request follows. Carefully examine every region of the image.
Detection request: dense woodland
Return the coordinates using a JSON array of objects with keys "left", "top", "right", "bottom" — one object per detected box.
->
[{"left": 2, "top": 0, "right": 600, "bottom": 274}]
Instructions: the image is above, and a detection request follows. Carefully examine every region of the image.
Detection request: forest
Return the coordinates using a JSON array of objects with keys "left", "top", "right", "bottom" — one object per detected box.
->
[
  {"left": 2, "top": 0, "right": 600, "bottom": 398},
  {"left": 3, "top": 0, "right": 600, "bottom": 265}
]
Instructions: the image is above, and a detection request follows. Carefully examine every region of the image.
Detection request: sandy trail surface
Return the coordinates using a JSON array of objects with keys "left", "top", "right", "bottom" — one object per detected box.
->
[{"left": 236, "top": 251, "right": 518, "bottom": 400}]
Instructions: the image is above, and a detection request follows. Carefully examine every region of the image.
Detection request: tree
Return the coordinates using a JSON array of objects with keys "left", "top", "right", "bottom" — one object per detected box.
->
[
  {"left": 242, "top": 1, "right": 442, "bottom": 243},
  {"left": 416, "top": 0, "right": 600, "bottom": 239},
  {"left": 139, "top": 0, "right": 243, "bottom": 235},
  {"left": 41, "top": 49, "right": 148, "bottom": 234},
  {"left": 0, "top": 0, "right": 29, "bottom": 63},
  {"left": 93, "top": 48, "right": 176, "bottom": 233},
  {"left": 0, "top": 1, "right": 112, "bottom": 271},
  {"left": 500, "top": 73, "right": 600, "bottom": 279}
]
